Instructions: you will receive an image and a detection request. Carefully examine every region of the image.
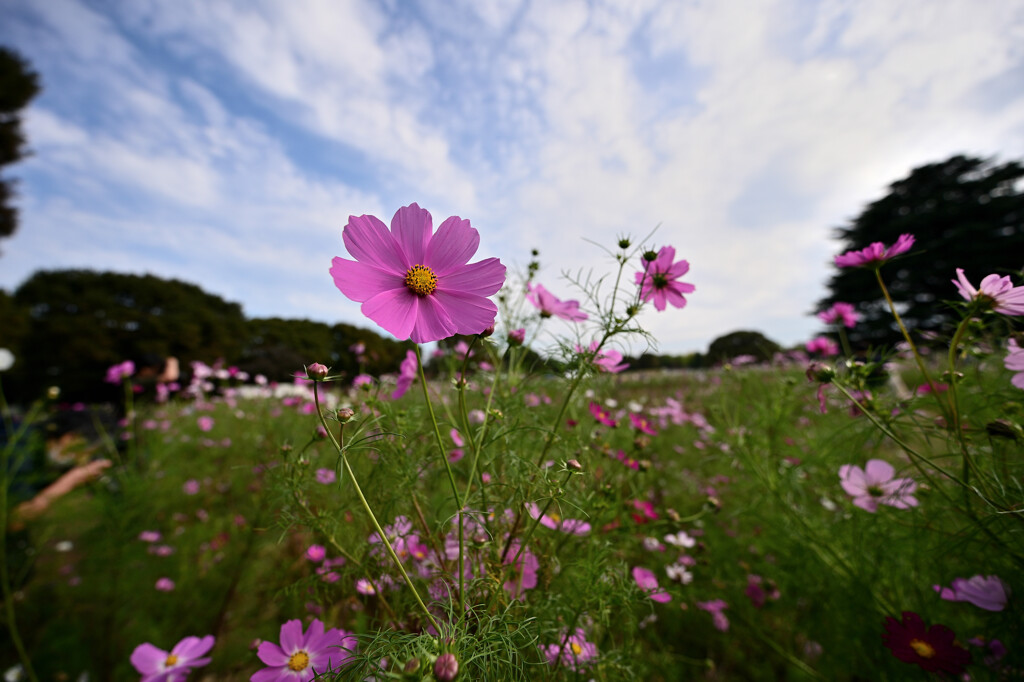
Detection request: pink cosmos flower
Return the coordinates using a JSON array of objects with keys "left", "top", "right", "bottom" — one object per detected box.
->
[
  {"left": 544, "top": 628, "right": 598, "bottom": 672},
  {"left": 1005, "top": 338, "right": 1024, "bottom": 389},
  {"left": 933, "top": 575, "right": 1008, "bottom": 612},
  {"left": 182, "top": 479, "right": 200, "bottom": 496},
  {"left": 139, "top": 530, "right": 162, "bottom": 543},
  {"left": 305, "top": 545, "right": 326, "bottom": 562},
  {"left": 155, "top": 577, "right": 175, "bottom": 592},
  {"left": 806, "top": 336, "right": 839, "bottom": 357},
  {"left": 508, "top": 328, "right": 526, "bottom": 346},
  {"left": 503, "top": 540, "right": 539, "bottom": 598},
  {"left": 352, "top": 373, "right": 373, "bottom": 388},
  {"left": 697, "top": 599, "right": 730, "bottom": 631},
  {"left": 629, "top": 413, "right": 657, "bottom": 435},
  {"left": 130, "top": 635, "right": 214, "bottom": 682},
  {"left": 197, "top": 416, "right": 214, "bottom": 432},
  {"left": 576, "top": 340, "right": 629, "bottom": 373},
  {"left": 834, "top": 233, "right": 914, "bottom": 268},
  {"left": 635, "top": 246, "right": 695, "bottom": 311},
  {"left": 391, "top": 350, "right": 418, "bottom": 400},
  {"left": 952, "top": 269, "right": 1024, "bottom": 315},
  {"left": 839, "top": 459, "right": 918, "bottom": 512},
  {"left": 818, "top": 302, "right": 859, "bottom": 328},
  {"left": 252, "top": 619, "right": 357, "bottom": 682},
  {"left": 632, "top": 566, "right": 671, "bottom": 603},
  {"left": 105, "top": 360, "right": 135, "bottom": 384},
  {"left": 330, "top": 203, "right": 506, "bottom": 343},
  {"left": 526, "top": 283, "right": 588, "bottom": 321},
  {"left": 588, "top": 401, "right": 617, "bottom": 427},
  {"left": 315, "top": 468, "right": 336, "bottom": 485},
  {"left": 525, "top": 502, "right": 591, "bottom": 535}
]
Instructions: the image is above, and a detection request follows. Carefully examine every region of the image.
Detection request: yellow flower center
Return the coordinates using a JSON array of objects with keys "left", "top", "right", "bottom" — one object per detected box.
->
[
  {"left": 288, "top": 650, "right": 311, "bottom": 671},
  {"left": 909, "top": 639, "right": 935, "bottom": 659},
  {"left": 404, "top": 264, "right": 437, "bottom": 296},
  {"left": 570, "top": 642, "right": 583, "bottom": 656},
  {"left": 164, "top": 654, "right": 179, "bottom": 666},
  {"left": 549, "top": 512, "right": 561, "bottom": 523}
]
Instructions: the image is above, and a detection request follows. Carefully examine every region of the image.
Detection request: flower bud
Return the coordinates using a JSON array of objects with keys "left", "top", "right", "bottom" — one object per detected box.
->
[
  {"left": 434, "top": 653, "right": 459, "bottom": 681},
  {"left": 566, "top": 458, "right": 583, "bottom": 471},
  {"left": 805, "top": 362, "right": 835, "bottom": 384},
  {"left": 508, "top": 328, "right": 526, "bottom": 346},
  {"left": 617, "top": 237, "right": 631, "bottom": 249},
  {"left": 642, "top": 250, "right": 658, "bottom": 262},
  {"left": 337, "top": 407, "right": 356, "bottom": 422},
  {"left": 478, "top": 325, "right": 495, "bottom": 338},
  {"left": 306, "top": 363, "right": 329, "bottom": 380}
]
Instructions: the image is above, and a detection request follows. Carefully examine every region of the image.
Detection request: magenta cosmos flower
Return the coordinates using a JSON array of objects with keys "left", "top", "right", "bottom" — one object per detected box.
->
[
  {"left": 1006, "top": 338, "right": 1024, "bottom": 389},
  {"left": 818, "top": 302, "right": 859, "bottom": 328},
  {"left": 952, "top": 268, "right": 1024, "bottom": 315},
  {"left": 391, "top": 349, "right": 418, "bottom": 400},
  {"left": 526, "top": 283, "right": 588, "bottom": 321},
  {"left": 632, "top": 566, "right": 671, "bottom": 603},
  {"left": 635, "top": 246, "right": 695, "bottom": 311},
  {"left": 697, "top": 599, "right": 730, "bottom": 632},
  {"left": 839, "top": 459, "right": 918, "bottom": 512},
  {"left": 130, "top": 635, "right": 214, "bottom": 682},
  {"left": 576, "top": 340, "right": 629, "bottom": 373},
  {"left": 882, "top": 611, "right": 971, "bottom": 675},
  {"left": 330, "top": 204, "right": 506, "bottom": 344},
  {"left": 544, "top": 628, "right": 598, "bottom": 672},
  {"left": 834, "top": 233, "right": 914, "bottom": 268},
  {"left": 806, "top": 336, "right": 839, "bottom": 357},
  {"left": 934, "top": 574, "right": 1008, "bottom": 612},
  {"left": 252, "top": 619, "right": 357, "bottom": 682},
  {"left": 526, "top": 502, "right": 591, "bottom": 535}
]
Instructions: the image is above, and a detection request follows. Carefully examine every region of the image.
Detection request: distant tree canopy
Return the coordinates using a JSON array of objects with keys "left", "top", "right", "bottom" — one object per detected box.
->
[
  {"left": 2, "top": 270, "right": 410, "bottom": 403},
  {"left": 706, "top": 330, "right": 780, "bottom": 365},
  {"left": 818, "top": 155, "right": 1024, "bottom": 348},
  {"left": 0, "top": 46, "right": 41, "bottom": 244}
]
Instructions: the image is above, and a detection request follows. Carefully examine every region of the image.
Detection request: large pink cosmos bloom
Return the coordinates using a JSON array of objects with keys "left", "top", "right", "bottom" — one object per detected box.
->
[
  {"left": 130, "top": 635, "right": 215, "bottom": 682},
  {"left": 818, "top": 302, "right": 859, "bottom": 328},
  {"left": 952, "top": 269, "right": 1024, "bottom": 315},
  {"left": 839, "top": 459, "right": 918, "bottom": 512},
  {"left": 632, "top": 566, "right": 672, "bottom": 603},
  {"left": 391, "top": 349, "right": 418, "bottom": 400},
  {"left": 635, "top": 246, "right": 695, "bottom": 311},
  {"left": 252, "top": 619, "right": 357, "bottom": 682},
  {"left": 834, "top": 234, "right": 914, "bottom": 268},
  {"left": 330, "top": 204, "right": 506, "bottom": 344},
  {"left": 933, "top": 575, "right": 1008, "bottom": 612},
  {"left": 526, "top": 283, "right": 588, "bottom": 321},
  {"left": 1006, "top": 338, "right": 1024, "bottom": 389}
]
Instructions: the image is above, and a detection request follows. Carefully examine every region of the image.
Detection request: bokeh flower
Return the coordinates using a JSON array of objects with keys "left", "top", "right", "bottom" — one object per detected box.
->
[
  {"left": 697, "top": 599, "right": 730, "bottom": 631},
  {"left": 839, "top": 459, "right": 918, "bottom": 512},
  {"left": 806, "top": 336, "right": 839, "bottom": 356},
  {"left": 105, "top": 360, "right": 135, "bottom": 384},
  {"left": 392, "top": 350, "right": 418, "bottom": 400},
  {"left": 315, "top": 468, "right": 336, "bottom": 485},
  {"left": 588, "top": 401, "right": 617, "bottom": 427},
  {"left": 882, "top": 611, "right": 971, "bottom": 675},
  {"left": 1006, "top": 338, "right": 1024, "bottom": 389},
  {"left": 952, "top": 269, "right": 1024, "bottom": 315},
  {"left": 252, "top": 618, "right": 357, "bottom": 682},
  {"left": 834, "top": 233, "right": 914, "bottom": 268},
  {"left": 130, "top": 635, "right": 214, "bottom": 682},
  {"left": 635, "top": 246, "right": 694, "bottom": 311},
  {"left": 933, "top": 575, "right": 1008, "bottom": 612},
  {"left": 330, "top": 203, "right": 506, "bottom": 343},
  {"left": 544, "top": 629, "right": 598, "bottom": 672},
  {"left": 526, "top": 283, "right": 588, "bottom": 321},
  {"left": 817, "top": 302, "right": 859, "bottom": 328},
  {"left": 632, "top": 566, "right": 671, "bottom": 603}
]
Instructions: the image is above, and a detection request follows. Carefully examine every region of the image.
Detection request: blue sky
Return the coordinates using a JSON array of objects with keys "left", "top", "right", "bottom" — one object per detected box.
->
[{"left": 2, "top": 0, "right": 1023, "bottom": 355}]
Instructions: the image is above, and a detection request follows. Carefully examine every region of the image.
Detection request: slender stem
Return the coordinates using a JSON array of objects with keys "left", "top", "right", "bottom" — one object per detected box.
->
[{"left": 312, "top": 382, "right": 441, "bottom": 632}]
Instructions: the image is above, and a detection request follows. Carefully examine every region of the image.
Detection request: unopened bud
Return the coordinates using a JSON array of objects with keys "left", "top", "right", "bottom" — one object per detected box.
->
[
  {"left": 337, "top": 407, "right": 356, "bottom": 422},
  {"left": 508, "top": 328, "right": 526, "bottom": 347},
  {"left": 434, "top": 652, "right": 459, "bottom": 681},
  {"left": 403, "top": 658, "right": 422, "bottom": 675},
  {"left": 805, "top": 362, "right": 835, "bottom": 384},
  {"left": 566, "top": 458, "right": 582, "bottom": 471},
  {"left": 479, "top": 325, "right": 495, "bottom": 338},
  {"left": 617, "top": 237, "right": 631, "bottom": 249},
  {"left": 306, "top": 363, "right": 329, "bottom": 380},
  {"left": 642, "top": 250, "right": 658, "bottom": 262}
]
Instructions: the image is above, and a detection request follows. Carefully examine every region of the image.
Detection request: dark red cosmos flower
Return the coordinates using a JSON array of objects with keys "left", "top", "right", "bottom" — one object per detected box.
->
[{"left": 882, "top": 611, "right": 971, "bottom": 675}]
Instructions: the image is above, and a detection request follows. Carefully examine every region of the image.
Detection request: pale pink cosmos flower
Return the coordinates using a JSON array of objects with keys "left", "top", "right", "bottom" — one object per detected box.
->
[
  {"left": 698, "top": 599, "right": 730, "bottom": 631},
  {"left": 839, "top": 459, "right": 918, "bottom": 512},
  {"left": 131, "top": 635, "right": 214, "bottom": 682},
  {"left": 933, "top": 575, "right": 1008, "bottom": 612},
  {"left": 155, "top": 577, "right": 175, "bottom": 592},
  {"left": 503, "top": 540, "right": 539, "bottom": 598},
  {"left": 525, "top": 502, "right": 591, "bottom": 535},
  {"left": 952, "top": 269, "right": 1024, "bottom": 315},
  {"left": 197, "top": 416, "right": 214, "bottom": 432},
  {"left": 391, "top": 350, "right": 418, "bottom": 400},
  {"left": 252, "top": 618, "right": 357, "bottom": 682},
  {"left": 182, "top": 479, "right": 200, "bottom": 495},
  {"left": 632, "top": 566, "right": 672, "bottom": 602},
  {"left": 576, "top": 340, "right": 629, "bottom": 373},
  {"left": 635, "top": 246, "right": 695, "bottom": 311},
  {"left": 315, "top": 468, "right": 336, "bottom": 485},
  {"left": 1005, "top": 338, "right": 1024, "bottom": 389},
  {"left": 544, "top": 628, "right": 598, "bottom": 672},
  {"left": 818, "top": 302, "right": 859, "bottom": 328},
  {"left": 330, "top": 203, "right": 506, "bottom": 343},
  {"left": 526, "top": 283, "right": 588, "bottom": 321},
  {"left": 806, "top": 336, "right": 839, "bottom": 357},
  {"left": 834, "top": 233, "right": 915, "bottom": 268}
]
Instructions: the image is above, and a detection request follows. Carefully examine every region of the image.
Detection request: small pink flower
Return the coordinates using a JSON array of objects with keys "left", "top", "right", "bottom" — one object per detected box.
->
[
  {"left": 138, "top": 530, "right": 162, "bottom": 543},
  {"left": 697, "top": 599, "right": 730, "bottom": 631},
  {"left": 635, "top": 246, "right": 695, "bottom": 311},
  {"left": 934, "top": 575, "right": 1008, "bottom": 612},
  {"left": 953, "top": 269, "right": 1024, "bottom": 315},
  {"left": 155, "top": 577, "right": 175, "bottom": 592},
  {"left": 1005, "top": 338, "right": 1024, "bottom": 389},
  {"left": 632, "top": 566, "right": 671, "bottom": 603},
  {"left": 391, "top": 350, "right": 418, "bottom": 400},
  {"left": 355, "top": 578, "right": 376, "bottom": 595},
  {"left": 575, "top": 340, "right": 629, "bottom": 373},
  {"left": 588, "top": 401, "right": 617, "bottom": 427},
  {"left": 503, "top": 540, "right": 539, "bottom": 598},
  {"left": 352, "top": 373, "right": 374, "bottom": 388},
  {"left": 818, "top": 302, "right": 859, "bottom": 328},
  {"left": 197, "top": 416, "right": 214, "bottom": 432},
  {"left": 253, "top": 619, "right": 357, "bottom": 681},
  {"left": 839, "top": 459, "right": 918, "bottom": 512},
  {"left": 105, "top": 360, "right": 135, "bottom": 384},
  {"left": 306, "top": 545, "right": 326, "bottom": 562},
  {"left": 806, "top": 336, "right": 839, "bottom": 356},
  {"left": 544, "top": 628, "right": 598, "bottom": 672},
  {"left": 834, "top": 233, "right": 915, "bottom": 268},
  {"left": 526, "top": 283, "right": 588, "bottom": 321},
  {"left": 131, "top": 635, "right": 214, "bottom": 682},
  {"left": 183, "top": 479, "right": 200, "bottom": 495},
  {"left": 508, "top": 328, "right": 526, "bottom": 346},
  {"left": 315, "top": 468, "right": 336, "bottom": 485},
  {"left": 525, "top": 502, "right": 591, "bottom": 535},
  {"left": 330, "top": 203, "right": 506, "bottom": 343},
  {"left": 629, "top": 413, "right": 657, "bottom": 435}
]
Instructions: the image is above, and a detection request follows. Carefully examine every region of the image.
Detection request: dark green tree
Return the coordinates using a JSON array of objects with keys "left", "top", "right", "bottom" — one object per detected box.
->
[
  {"left": 818, "top": 155, "right": 1024, "bottom": 348},
  {"left": 0, "top": 46, "right": 41, "bottom": 244},
  {"left": 706, "top": 330, "right": 780, "bottom": 365}
]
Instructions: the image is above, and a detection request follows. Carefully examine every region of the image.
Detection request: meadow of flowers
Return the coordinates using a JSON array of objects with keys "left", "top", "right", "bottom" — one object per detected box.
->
[{"left": 1, "top": 204, "right": 1021, "bottom": 681}]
